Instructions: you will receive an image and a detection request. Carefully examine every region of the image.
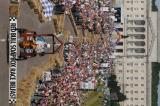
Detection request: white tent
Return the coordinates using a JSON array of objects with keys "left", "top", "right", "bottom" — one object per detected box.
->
[
  {"left": 43, "top": 71, "right": 51, "bottom": 81},
  {"left": 111, "top": 8, "right": 117, "bottom": 13},
  {"left": 80, "top": 77, "right": 96, "bottom": 90},
  {"left": 110, "top": 16, "right": 117, "bottom": 21},
  {"left": 100, "top": 7, "right": 109, "bottom": 12},
  {"left": 100, "top": 63, "right": 109, "bottom": 68}
]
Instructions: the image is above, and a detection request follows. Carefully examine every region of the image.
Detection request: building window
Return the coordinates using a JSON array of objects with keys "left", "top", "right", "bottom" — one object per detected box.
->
[
  {"left": 134, "top": 20, "right": 145, "bottom": 25},
  {"left": 117, "top": 42, "right": 123, "bottom": 46},
  {"left": 130, "top": 97, "right": 133, "bottom": 101},
  {"left": 134, "top": 1, "right": 138, "bottom": 3},
  {"left": 127, "top": 62, "right": 133, "bottom": 66},
  {"left": 141, "top": 8, "right": 144, "bottom": 10},
  {"left": 141, "top": 84, "right": 144, "bottom": 86},
  {"left": 134, "top": 41, "right": 145, "bottom": 46},
  {"left": 141, "top": 91, "right": 144, "bottom": 93},
  {"left": 141, "top": 1, "right": 144, "bottom": 3},
  {"left": 134, "top": 27, "right": 146, "bottom": 32},
  {"left": 141, "top": 15, "right": 144, "bottom": 17},
  {"left": 134, "top": 91, "right": 138, "bottom": 93},
  {"left": 135, "top": 70, "right": 138, "bottom": 73},
  {"left": 141, "top": 77, "right": 144, "bottom": 80},
  {"left": 126, "top": 84, "right": 129, "bottom": 86},
  {"left": 116, "top": 49, "right": 123, "bottom": 53},
  {"left": 134, "top": 63, "right": 138, "bottom": 66},
  {"left": 134, "top": 84, "right": 138, "bottom": 86},
  {"left": 135, "top": 48, "right": 145, "bottom": 53},
  {"left": 119, "top": 70, "right": 122, "bottom": 73},
  {"left": 118, "top": 63, "right": 123, "bottom": 66},
  {"left": 141, "top": 63, "right": 145, "bottom": 66},
  {"left": 135, "top": 15, "right": 139, "bottom": 17},
  {"left": 134, "top": 8, "right": 139, "bottom": 10},
  {"left": 135, "top": 98, "right": 138, "bottom": 100},
  {"left": 134, "top": 34, "right": 145, "bottom": 39},
  {"left": 141, "top": 98, "right": 144, "bottom": 100},
  {"left": 134, "top": 77, "right": 138, "bottom": 80}
]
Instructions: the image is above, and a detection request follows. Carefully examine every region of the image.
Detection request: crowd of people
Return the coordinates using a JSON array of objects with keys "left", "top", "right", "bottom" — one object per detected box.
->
[
  {"left": 71, "top": 0, "right": 113, "bottom": 34},
  {"left": 31, "top": 40, "right": 103, "bottom": 106},
  {"left": 53, "top": 0, "right": 115, "bottom": 35},
  {"left": 30, "top": 0, "right": 127, "bottom": 105}
]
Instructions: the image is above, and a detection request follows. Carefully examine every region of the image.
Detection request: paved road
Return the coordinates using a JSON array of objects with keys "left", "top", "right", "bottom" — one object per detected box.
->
[
  {"left": 0, "top": 0, "right": 10, "bottom": 105},
  {"left": 17, "top": 1, "right": 55, "bottom": 80},
  {"left": 0, "top": 1, "right": 54, "bottom": 106},
  {"left": 64, "top": 15, "right": 76, "bottom": 36}
]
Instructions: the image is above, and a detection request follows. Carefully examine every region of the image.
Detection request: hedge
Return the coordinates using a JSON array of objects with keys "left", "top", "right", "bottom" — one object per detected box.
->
[{"left": 152, "top": 62, "right": 160, "bottom": 106}]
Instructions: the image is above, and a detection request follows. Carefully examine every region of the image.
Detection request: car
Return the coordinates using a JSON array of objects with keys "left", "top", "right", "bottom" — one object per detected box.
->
[{"left": 17, "top": 28, "right": 62, "bottom": 60}]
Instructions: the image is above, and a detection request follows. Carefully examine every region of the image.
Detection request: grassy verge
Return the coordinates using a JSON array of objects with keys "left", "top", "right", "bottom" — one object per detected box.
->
[
  {"left": 83, "top": 91, "right": 104, "bottom": 106},
  {"left": 16, "top": 53, "right": 64, "bottom": 106},
  {"left": 82, "top": 79, "right": 105, "bottom": 106},
  {"left": 152, "top": 62, "right": 160, "bottom": 106}
]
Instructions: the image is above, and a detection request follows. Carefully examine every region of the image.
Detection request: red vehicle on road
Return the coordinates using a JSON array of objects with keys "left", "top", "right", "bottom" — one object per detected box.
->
[{"left": 17, "top": 28, "right": 63, "bottom": 60}]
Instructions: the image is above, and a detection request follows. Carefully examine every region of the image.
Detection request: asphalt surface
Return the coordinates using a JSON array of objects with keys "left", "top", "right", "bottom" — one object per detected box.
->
[
  {"left": 64, "top": 15, "right": 76, "bottom": 37},
  {"left": 0, "top": 0, "right": 10, "bottom": 105},
  {"left": 0, "top": 1, "right": 53, "bottom": 106},
  {"left": 0, "top": 1, "right": 77, "bottom": 106},
  {"left": 17, "top": 1, "right": 55, "bottom": 81}
]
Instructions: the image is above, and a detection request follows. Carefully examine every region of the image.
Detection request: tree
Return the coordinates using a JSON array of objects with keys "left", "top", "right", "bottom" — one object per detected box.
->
[
  {"left": 110, "top": 101, "right": 120, "bottom": 106},
  {"left": 117, "top": 92, "right": 127, "bottom": 102},
  {"left": 107, "top": 74, "right": 127, "bottom": 102},
  {"left": 109, "top": 74, "right": 117, "bottom": 81}
]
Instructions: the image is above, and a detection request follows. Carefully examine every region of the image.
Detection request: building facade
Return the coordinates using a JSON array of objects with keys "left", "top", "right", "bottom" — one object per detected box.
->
[{"left": 113, "top": 0, "right": 149, "bottom": 106}]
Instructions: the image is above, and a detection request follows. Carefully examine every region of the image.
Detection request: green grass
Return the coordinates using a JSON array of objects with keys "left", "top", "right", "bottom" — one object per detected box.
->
[
  {"left": 83, "top": 91, "right": 104, "bottom": 106},
  {"left": 152, "top": 62, "right": 160, "bottom": 106},
  {"left": 82, "top": 80, "right": 105, "bottom": 106}
]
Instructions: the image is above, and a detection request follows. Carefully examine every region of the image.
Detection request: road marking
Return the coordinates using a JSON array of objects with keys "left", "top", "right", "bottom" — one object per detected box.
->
[{"left": 0, "top": 39, "right": 7, "bottom": 42}]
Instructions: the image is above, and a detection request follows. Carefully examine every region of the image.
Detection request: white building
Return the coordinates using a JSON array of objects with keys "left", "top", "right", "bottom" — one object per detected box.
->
[{"left": 113, "top": 0, "right": 152, "bottom": 106}]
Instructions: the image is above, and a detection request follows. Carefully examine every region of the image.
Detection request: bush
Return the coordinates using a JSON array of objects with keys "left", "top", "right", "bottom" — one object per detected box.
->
[
  {"left": 152, "top": 62, "right": 160, "bottom": 106},
  {"left": 152, "top": 0, "right": 158, "bottom": 11},
  {"left": 108, "top": 74, "right": 127, "bottom": 102},
  {"left": 116, "top": 92, "right": 127, "bottom": 102}
]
